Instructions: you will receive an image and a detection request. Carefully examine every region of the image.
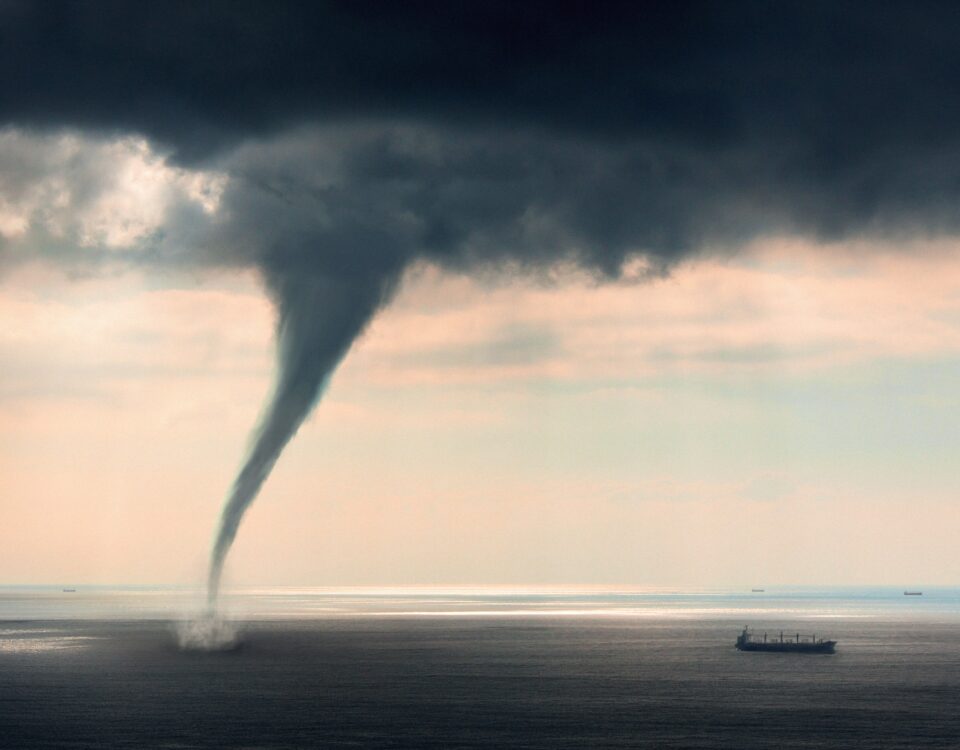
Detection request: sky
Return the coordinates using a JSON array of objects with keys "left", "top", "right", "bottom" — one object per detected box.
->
[{"left": 2, "top": 2, "right": 960, "bottom": 587}]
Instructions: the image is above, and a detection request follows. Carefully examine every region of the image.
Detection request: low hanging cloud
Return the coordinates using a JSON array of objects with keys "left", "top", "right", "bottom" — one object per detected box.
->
[{"left": 5, "top": 2, "right": 960, "bottom": 600}]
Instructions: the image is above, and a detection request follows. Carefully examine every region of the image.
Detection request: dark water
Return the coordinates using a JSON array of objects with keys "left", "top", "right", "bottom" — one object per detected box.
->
[{"left": 2, "top": 617, "right": 959, "bottom": 748}]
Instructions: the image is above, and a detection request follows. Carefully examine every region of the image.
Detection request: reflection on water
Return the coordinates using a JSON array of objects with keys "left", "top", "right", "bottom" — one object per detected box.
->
[
  {"left": 0, "top": 632, "right": 101, "bottom": 653},
  {"left": 0, "top": 585, "right": 958, "bottom": 621}
]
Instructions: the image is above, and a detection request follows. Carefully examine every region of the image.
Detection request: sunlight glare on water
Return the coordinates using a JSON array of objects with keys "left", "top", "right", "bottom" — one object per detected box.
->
[{"left": 1, "top": 585, "right": 958, "bottom": 621}]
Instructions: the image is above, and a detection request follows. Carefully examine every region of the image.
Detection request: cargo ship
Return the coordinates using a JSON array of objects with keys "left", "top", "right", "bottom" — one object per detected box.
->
[{"left": 735, "top": 627, "right": 836, "bottom": 654}]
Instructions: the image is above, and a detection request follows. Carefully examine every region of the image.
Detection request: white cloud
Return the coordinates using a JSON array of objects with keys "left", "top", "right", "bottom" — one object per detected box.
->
[{"left": 0, "top": 129, "right": 225, "bottom": 251}]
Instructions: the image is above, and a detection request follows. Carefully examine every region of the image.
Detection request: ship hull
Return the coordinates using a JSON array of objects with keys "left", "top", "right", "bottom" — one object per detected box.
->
[{"left": 736, "top": 641, "right": 836, "bottom": 654}]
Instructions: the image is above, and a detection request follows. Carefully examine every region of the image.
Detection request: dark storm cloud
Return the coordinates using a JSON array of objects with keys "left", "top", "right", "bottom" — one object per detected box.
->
[
  {"left": 4, "top": 1, "right": 955, "bottom": 156},
  {"left": 2, "top": 0, "right": 736, "bottom": 156},
  {"left": 6, "top": 0, "right": 960, "bottom": 264}
]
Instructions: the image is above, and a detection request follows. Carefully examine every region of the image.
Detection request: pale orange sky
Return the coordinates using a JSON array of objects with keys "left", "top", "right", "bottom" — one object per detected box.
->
[{"left": 3, "top": 238, "right": 960, "bottom": 586}]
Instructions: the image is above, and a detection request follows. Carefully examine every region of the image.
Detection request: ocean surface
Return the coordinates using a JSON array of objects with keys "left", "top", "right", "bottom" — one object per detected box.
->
[{"left": 2, "top": 586, "right": 959, "bottom": 748}]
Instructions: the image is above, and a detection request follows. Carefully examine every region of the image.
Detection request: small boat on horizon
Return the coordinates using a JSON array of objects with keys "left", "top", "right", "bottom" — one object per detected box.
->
[
  {"left": 62, "top": 588, "right": 76, "bottom": 593},
  {"left": 751, "top": 588, "right": 765, "bottom": 592},
  {"left": 904, "top": 591, "right": 923, "bottom": 596}
]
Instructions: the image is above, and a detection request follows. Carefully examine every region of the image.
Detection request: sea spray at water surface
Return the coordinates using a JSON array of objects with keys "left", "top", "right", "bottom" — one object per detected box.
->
[{"left": 175, "top": 612, "right": 240, "bottom": 652}]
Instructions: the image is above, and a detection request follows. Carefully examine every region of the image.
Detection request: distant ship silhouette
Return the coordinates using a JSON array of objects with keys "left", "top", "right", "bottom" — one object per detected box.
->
[{"left": 736, "top": 627, "right": 836, "bottom": 654}]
